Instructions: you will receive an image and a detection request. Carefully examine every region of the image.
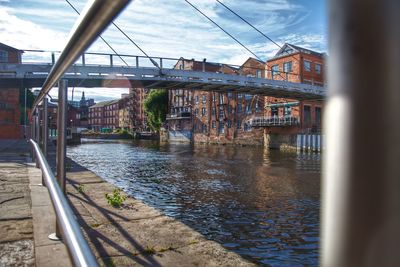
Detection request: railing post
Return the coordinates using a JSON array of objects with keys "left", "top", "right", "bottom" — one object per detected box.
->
[
  {"left": 42, "top": 98, "right": 48, "bottom": 186},
  {"left": 82, "top": 54, "right": 86, "bottom": 66},
  {"left": 160, "top": 58, "right": 163, "bottom": 70},
  {"left": 35, "top": 108, "right": 41, "bottom": 168},
  {"left": 109, "top": 54, "right": 113, "bottom": 67},
  {"left": 135, "top": 56, "right": 139, "bottom": 68},
  {"left": 55, "top": 79, "right": 68, "bottom": 239},
  {"left": 31, "top": 112, "right": 36, "bottom": 162},
  {"left": 51, "top": 52, "right": 55, "bottom": 65}
]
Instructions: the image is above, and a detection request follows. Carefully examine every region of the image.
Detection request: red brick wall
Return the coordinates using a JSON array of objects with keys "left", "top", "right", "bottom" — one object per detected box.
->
[{"left": 0, "top": 88, "right": 21, "bottom": 139}]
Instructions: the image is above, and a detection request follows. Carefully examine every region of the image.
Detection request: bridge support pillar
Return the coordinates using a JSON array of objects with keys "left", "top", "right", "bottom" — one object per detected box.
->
[{"left": 322, "top": 0, "right": 400, "bottom": 266}]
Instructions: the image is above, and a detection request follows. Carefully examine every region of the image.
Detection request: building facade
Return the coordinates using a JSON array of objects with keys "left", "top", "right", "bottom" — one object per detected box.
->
[
  {"left": 258, "top": 43, "right": 325, "bottom": 135},
  {"left": 167, "top": 58, "right": 266, "bottom": 145},
  {"left": 128, "top": 87, "right": 147, "bottom": 132},
  {"left": 0, "top": 43, "right": 23, "bottom": 138}
]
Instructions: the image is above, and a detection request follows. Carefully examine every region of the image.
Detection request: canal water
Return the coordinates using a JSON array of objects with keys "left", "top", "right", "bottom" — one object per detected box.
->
[{"left": 67, "top": 139, "right": 321, "bottom": 266}]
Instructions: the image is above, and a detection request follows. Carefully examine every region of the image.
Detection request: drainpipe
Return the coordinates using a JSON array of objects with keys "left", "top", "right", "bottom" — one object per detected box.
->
[{"left": 321, "top": 0, "right": 400, "bottom": 266}]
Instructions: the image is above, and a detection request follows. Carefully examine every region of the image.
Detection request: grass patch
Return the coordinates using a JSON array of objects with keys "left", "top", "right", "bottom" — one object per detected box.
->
[
  {"left": 90, "top": 223, "right": 101, "bottom": 228},
  {"left": 77, "top": 184, "right": 85, "bottom": 193},
  {"left": 105, "top": 188, "right": 127, "bottom": 208},
  {"left": 143, "top": 246, "right": 156, "bottom": 255}
]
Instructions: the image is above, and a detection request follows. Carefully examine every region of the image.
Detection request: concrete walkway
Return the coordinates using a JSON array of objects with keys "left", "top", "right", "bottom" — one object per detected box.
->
[
  {"left": 1, "top": 140, "right": 254, "bottom": 266},
  {"left": 0, "top": 140, "right": 72, "bottom": 267}
]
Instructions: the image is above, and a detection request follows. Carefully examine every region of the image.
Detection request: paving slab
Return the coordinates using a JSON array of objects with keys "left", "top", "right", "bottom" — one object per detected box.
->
[
  {"left": 0, "top": 140, "right": 34, "bottom": 267},
  {"left": 35, "top": 243, "right": 72, "bottom": 267}
]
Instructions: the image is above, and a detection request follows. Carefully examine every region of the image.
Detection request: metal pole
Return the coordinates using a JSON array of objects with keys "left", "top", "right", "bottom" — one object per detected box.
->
[
  {"left": 31, "top": 112, "right": 36, "bottom": 162},
  {"left": 35, "top": 109, "right": 40, "bottom": 168},
  {"left": 55, "top": 79, "right": 68, "bottom": 238},
  {"left": 42, "top": 98, "right": 48, "bottom": 186},
  {"left": 24, "top": 88, "right": 27, "bottom": 139},
  {"left": 322, "top": 0, "right": 400, "bottom": 266}
]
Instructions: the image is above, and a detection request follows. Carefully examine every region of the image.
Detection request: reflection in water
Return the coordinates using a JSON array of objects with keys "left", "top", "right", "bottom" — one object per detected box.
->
[{"left": 68, "top": 139, "right": 321, "bottom": 266}]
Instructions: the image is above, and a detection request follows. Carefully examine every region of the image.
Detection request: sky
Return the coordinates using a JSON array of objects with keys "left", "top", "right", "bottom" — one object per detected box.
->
[{"left": 0, "top": 0, "right": 327, "bottom": 102}]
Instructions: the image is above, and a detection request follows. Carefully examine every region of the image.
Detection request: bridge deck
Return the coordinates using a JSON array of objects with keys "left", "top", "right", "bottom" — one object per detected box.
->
[{"left": 0, "top": 63, "right": 325, "bottom": 100}]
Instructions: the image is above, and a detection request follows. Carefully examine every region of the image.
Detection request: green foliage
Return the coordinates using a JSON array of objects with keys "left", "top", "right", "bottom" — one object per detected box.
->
[
  {"left": 113, "top": 128, "right": 130, "bottom": 135},
  {"left": 105, "top": 188, "right": 127, "bottom": 208},
  {"left": 77, "top": 184, "right": 85, "bottom": 193},
  {"left": 144, "top": 89, "right": 168, "bottom": 132},
  {"left": 143, "top": 246, "right": 156, "bottom": 255}
]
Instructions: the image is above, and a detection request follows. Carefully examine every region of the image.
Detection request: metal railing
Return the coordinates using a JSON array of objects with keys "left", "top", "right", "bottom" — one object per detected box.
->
[
  {"left": 29, "top": 0, "right": 131, "bottom": 266},
  {"left": 30, "top": 139, "right": 98, "bottom": 267},
  {"left": 250, "top": 116, "right": 300, "bottom": 127}
]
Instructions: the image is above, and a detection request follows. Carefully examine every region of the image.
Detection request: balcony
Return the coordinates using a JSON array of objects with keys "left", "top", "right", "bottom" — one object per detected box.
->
[
  {"left": 250, "top": 116, "right": 299, "bottom": 127},
  {"left": 166, "top": 112, "right": 192, "bottom": 120}
]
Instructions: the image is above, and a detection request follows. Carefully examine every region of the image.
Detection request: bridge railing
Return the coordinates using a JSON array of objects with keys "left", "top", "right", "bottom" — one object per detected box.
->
[
  {"left": 29, "top": 0, "right": 132, "bottom": 266},
  {"left": 250, "top": 115, "right": 300, "bottom": 127},
  {"left": 21, "top": 50, "right": 303, "bottom": 83}
]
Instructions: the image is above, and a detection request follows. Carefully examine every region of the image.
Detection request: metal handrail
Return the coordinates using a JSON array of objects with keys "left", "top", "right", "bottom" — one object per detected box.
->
[
  {"left": 30, "top": 139, "right": 98, "bottom": 267},
  {"left": 32, "top": 0, "right": 131, "bottom": 110}
]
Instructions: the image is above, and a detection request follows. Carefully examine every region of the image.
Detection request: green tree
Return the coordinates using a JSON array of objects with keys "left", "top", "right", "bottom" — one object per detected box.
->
[{"left": 144, "top": 89, "right": 168, "bottom": 132}]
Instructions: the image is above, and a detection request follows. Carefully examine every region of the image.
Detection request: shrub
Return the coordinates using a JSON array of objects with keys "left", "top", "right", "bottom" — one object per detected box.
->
[{"left": 105, "top": 188, "right": 127, "bottom": 208}]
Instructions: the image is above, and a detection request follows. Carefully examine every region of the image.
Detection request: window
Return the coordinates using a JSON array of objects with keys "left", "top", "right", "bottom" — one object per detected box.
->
[
  {"left": 315, "top": 107, "right": 322, "bottom": 125},
  {"left": 202, "top": 124, "right": 207, "bottom": 133},
  {"left": 236, "top": 120, "right": 241, "bottom": 129},
  {"left": 283, "top": 61, "right": 292, "bottom": 73},
  {"left": 202, "top": 95, "right": 207, "bottom": 103},
  {"left": 219, "top": 95, "right": 224, "bottom": 104},
  {"left": 219, "top": 110, "right": 225, "bottom": 118},
  {"left": 228, "top": 92, "right": 233, "bottom": 99},
  {"left": 0, "top": 50, "right": 8, "bottom": 62},
  {"left": 246, "top": 104, "right": 251, "bottom": 114},
  {"left": 195, "top": 95, "right": 199, "bottom": 104},
  {"left": 303, "top": 105, "right": 311, "bottom": 125},
  {"left": 195, "top": 108, "right": 199, "bottom": 116},
  {"left": 272, "top": 64, "right": 279, "bottom": 76},
  {"left": 218, "top": 122, "right": 225, "bottom": 134},
  {"left": 212, "top": 94, "right": 216, "bottom": 102},
  {"left": 255, "top": 102, "right": 260, "bottom": 112},
  {"left": 212, "top": 121, "right": 216, "bottom": 129},
  {"left": 304, "top": 61, "right": 311, "bottom": 71},
  {"left": 238, "top": 94, "right": 243, "bottom": 99},
  {"left": 284, "top": 106, "right": 291, "bottom": 116},
  {"left": 271, "top": 107, "right": 278, "bottom": 116},
  {"left": 237, "top": 103, "right": 242, "bottom": 113},
  {"left": 315, "top": 63, "right": 322, "bottom": 74},
  {"left": 256, "top": 70, "right": 262, "bottom": 78},
  {"left": 228, "top": 105, "right": 232, "bottom": 113},
  {"left": 227, "top": 120, "right": 232, "bottom": 128},
  {"left": 244, "top": 123, "right": 252, "bottom": 131},
  {"left": 201, "top": 107, "right": 206, "bottom": 116}
]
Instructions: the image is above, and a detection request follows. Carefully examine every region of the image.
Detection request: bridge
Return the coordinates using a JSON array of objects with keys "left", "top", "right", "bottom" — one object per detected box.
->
[{"left": 0, "top": 52, "right": 326, "bottom": 100}]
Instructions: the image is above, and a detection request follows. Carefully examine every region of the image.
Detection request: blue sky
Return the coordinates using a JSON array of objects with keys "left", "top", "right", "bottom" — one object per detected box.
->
[{"left": 0, "top": 0, "right": 327, "bottom": 101}]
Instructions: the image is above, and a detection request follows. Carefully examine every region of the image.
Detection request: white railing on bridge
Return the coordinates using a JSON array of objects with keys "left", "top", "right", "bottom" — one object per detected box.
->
[{"left": 250, "top": 115, "right": 300, "bottom": 127}]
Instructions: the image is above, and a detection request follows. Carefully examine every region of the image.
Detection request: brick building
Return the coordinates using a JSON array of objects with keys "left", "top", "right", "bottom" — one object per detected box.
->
[
  {"left": 261, "top": 43, "right": 325, "bottom": 134},
  {"left": 0, "top": 43, "right": 23, "bottom": 139},
  {"left": 89, "top": 101, "right": 106, "bottom": 132},
  {"left": 167, "top": 58, "right": 230, "bottom": 142},
  {"left": 167, "top": 58, "right": 266, "bottom": 145},
  {"left": 118, "top": 94, "right": 130, "bottom": 130},
  {"left": 128, "top": 88, "right": 147, "bottom": 132}
]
